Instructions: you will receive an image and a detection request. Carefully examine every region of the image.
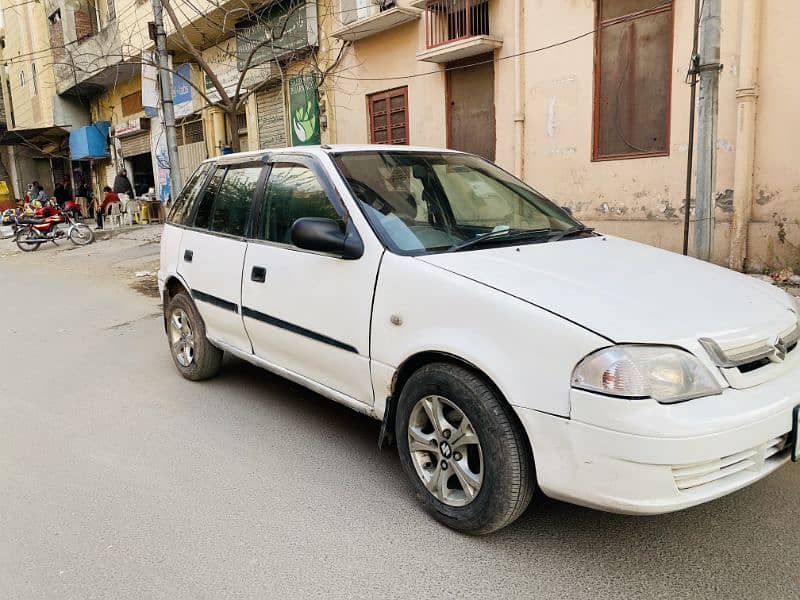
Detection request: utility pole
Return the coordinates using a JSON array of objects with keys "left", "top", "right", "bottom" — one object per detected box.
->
[
  {"left": 681, "top": 0, "right": 701, "bottom": 256},
  {"left": 693, "top": 0, "right": 721, "bottom": 261},
  {"left": 150, "top": 0, "right": 182, "bottom": 200}
]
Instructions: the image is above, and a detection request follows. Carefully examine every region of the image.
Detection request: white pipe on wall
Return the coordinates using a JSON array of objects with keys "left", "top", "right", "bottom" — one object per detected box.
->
[
  {"left": 513, "top": 0, "right": 525, "bottom": 179},
  {"left": 729, "top": 0, "right": 762, "bottom": 271}
]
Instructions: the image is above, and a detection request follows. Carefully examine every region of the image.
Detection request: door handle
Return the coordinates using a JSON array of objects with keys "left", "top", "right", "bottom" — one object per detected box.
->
[
  {"left": 251, "top": 266, "right": 267, "bottom": 283},
  {"left": 183, "top": 249, "right": 193, "bottom": 262}
]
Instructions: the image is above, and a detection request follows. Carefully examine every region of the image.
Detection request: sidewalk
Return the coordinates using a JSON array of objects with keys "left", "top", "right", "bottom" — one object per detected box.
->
[
  {"left": 0, "top": 223, "right": 162, "bottom": 259},
  {"left": 0, "top": 223, "right": 163, "bottom": 298}
]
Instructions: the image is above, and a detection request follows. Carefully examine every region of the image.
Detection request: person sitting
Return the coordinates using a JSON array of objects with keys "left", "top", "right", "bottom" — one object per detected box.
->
[
  {"left": 36, "top": 185, "right": 47, "bottom": 205},
  {"left": 95, "top": 186, "right": 120, "bottom": 229}
]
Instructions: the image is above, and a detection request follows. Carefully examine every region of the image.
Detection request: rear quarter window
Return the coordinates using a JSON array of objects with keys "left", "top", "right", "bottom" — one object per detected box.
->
[{"left": 167, "top": 163, "right": 212, "bottom": 225}]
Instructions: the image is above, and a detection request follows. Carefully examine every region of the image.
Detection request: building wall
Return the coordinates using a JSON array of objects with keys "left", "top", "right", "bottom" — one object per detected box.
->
[
  {"left": 2, "top": 0, "right": 58, "bottom": 129},
  {"left": 333, "top": 15, "right": 447, "bottom": 148},
  {"left": 330, "top": 0, "right": 800, "bottom": 272}
]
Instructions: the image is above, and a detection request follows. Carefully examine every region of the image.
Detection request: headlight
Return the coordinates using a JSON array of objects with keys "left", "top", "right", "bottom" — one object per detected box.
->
[{"left": 571, "top": 345, "right": 722, "bottom": 403}]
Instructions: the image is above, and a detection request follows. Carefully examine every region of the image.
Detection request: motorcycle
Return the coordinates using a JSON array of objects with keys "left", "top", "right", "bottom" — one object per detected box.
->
[{"left": 13, "top": 206, "right": 95, "bottom": 252}]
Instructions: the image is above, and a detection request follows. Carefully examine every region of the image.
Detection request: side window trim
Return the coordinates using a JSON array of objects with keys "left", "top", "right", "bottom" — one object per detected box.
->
[
  {"left": 186, "top": 163, "right": 221, "bottom": 228},
  {"left": 246, "top": 161, "right": 272, "bottom": 241},
  {"left": 167, "top": 162, "right": 212, "bottom": 225}
]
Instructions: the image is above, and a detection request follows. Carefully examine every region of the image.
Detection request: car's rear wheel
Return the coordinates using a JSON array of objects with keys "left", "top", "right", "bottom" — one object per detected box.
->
[
  {"left": 395, "top": 363, "right": 535, "bottom": 534},
  {"left": 166, "top": 291, "right": 223, "bottom": 381}
]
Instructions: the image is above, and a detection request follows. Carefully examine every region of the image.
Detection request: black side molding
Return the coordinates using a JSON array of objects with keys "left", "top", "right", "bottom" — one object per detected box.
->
[
  {"left": 192, "top": 290, "right": 239, "bottom": 313},
  {"left": 241, "top": 306, "right": 358, "bottom": 354}
]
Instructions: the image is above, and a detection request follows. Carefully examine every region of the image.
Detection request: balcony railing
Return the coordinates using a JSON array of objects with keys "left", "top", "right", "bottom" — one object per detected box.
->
[{"left": 424, "top": 0, "right": 489, "bottom": 49}]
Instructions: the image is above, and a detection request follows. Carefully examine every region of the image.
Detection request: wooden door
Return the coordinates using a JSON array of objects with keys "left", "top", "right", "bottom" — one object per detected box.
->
[{"left": 447, "top": 55, "right": 495, "bottom": 160}]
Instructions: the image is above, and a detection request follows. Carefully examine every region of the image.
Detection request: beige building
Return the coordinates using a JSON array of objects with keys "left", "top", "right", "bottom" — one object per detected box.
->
[
  {"left": 330, "top": 0, "right": 800, "bottom": 272},
  {"left": 0, "top": 0, "right": 88, "bottom": 198},
  {"left": 1, "top": 0, "right": 795, "bottom": 273}
]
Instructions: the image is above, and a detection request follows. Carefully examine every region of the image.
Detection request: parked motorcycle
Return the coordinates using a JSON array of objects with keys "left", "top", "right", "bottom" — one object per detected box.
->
[{"left": 13, "top": 206, "right": 94, "bottom": 251}]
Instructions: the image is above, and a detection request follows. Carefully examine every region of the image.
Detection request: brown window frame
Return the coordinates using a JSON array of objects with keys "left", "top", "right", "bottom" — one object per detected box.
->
[
  {"left": 121, "top": 90, "right": 142, "bottom": 116},
  {"left": 367, "top": 86, "right": 409, "bottom": 145},
  {"left": 591, "top": 1, "right": 675, "bottom": 162}
]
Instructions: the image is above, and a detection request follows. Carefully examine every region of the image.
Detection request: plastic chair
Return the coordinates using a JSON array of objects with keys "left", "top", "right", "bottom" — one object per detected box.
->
[
  {"left": 123, "top": 199, "right": 140, "bottom": 226},
  {"left": 103, "top": 202, "right": 123, "bottom": 229}
]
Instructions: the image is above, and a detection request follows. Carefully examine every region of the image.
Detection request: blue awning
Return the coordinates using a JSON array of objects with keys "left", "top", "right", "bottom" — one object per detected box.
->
[{"left": 69, "top": 122, "right": 111, "bottom": 160}]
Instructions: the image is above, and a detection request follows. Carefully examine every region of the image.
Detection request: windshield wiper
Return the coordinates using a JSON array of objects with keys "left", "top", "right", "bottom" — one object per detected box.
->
[
  {"left": 546, "top": 225, "right": 595, "bottom": 242},
  {"left": 447, "top": 228, "right": 551, "bottom": 253}
]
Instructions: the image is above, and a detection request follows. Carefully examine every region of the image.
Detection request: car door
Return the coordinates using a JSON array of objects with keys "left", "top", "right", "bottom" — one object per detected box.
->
[
  {"left": 240, "top": 155, "right": 381, "bottom": 405},
  {"left": 178, "top": 160, "right": 265, "bottom": 352}
]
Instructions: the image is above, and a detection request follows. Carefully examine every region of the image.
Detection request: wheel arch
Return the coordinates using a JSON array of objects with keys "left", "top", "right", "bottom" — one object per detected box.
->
[
  {"left": 382, "top": 351, "right": 534, "bottom": 467},
  {"left": 162, "top": 275, "right": 192, "bottom": 331},
  {"left": 163, "top": 274, "right": 190, "bottom": 305}
]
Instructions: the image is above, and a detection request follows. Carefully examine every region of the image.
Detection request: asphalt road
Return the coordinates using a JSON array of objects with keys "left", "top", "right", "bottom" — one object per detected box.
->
[{"left": 1, "top": 230, "right": 799, "bottom": 599}]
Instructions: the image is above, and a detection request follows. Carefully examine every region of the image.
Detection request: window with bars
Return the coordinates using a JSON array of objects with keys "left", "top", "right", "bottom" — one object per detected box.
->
[
  {"left": 177, "top": 119, "right": 204, "bottom": 146},
  {"left": 368, "top": 87, "right": 408, "bottom": 145},
  {"left": 424, "top": 0, "right": 489, "bottom": 48},
  {"left": 593, "top": 0, "right": 674, "bottom": 160}
]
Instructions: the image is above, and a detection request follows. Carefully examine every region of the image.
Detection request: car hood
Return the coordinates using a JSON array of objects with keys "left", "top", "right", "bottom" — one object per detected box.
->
[{"left": 418, "top": 235, "right": 795, "bottom": 344}]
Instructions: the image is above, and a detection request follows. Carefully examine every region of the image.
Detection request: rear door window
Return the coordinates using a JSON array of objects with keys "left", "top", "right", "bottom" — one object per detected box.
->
[
  {"left": 168, "top": 163, "right": 210, "bottom": 225},
  {"left": 208, "top": 163, "right": 263, "bottom": 237}
]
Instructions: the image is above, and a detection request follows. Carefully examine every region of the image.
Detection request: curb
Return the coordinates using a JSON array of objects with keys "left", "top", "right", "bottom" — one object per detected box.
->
[{"left": 93, "top": 224, "right": 162, "bottom": 242}]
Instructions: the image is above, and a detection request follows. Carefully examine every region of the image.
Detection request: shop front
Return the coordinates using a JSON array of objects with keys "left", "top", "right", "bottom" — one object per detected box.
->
[
  {"left": 114, "top": 118, "right": 155, "bottom": 196},
  {"left": 68, "top": 122, "right": 111, "bottom": 215}
]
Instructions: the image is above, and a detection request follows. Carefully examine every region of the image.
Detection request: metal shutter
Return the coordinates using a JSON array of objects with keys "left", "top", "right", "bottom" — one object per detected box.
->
[
  {"left": 177, "top": 142, "right": 207, "bottom": 187},
  {"left": 256, "top": 85, "right": 287, "bottom": 149},
  {"left": 119, "top": 132, "right": 150, "bottom": 157}
]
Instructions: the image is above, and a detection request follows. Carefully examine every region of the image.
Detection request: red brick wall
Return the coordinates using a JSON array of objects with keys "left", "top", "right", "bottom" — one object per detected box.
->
[
  {"left": 49, "top": 19, "right": 65, "bottom": 62},
  {"left": 74, "top": 8, "right": 95, "bottom": 41}
]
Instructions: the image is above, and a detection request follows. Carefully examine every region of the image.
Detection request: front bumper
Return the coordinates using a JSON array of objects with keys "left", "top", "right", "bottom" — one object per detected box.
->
[{"left": 516, "top": 376, "right": 798, "bottom": 515}]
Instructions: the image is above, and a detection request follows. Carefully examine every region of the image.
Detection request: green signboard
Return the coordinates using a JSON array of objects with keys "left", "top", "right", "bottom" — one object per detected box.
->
[
  {"left": 289, "top": 74, "right": 320, "bottom": 145},
  {"left": 235, "top": 1, "right": 318, "bottom": 71}
]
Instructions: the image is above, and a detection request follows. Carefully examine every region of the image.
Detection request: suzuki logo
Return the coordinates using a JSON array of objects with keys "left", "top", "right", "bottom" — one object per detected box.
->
[
  {"left": 439, "top": 440, "right": 452, "bottom": 459},
  {"left": 774, "top": 336, "right": 788, "bottom": 362}
]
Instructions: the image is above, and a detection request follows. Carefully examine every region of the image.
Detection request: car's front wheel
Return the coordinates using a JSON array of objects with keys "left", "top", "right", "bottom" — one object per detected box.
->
[
  {"left": 166, "top": 291, "right": 223, "bottom": 381},
  {"left": 395, "top": 363, "right": 535, "bottom": 534}
]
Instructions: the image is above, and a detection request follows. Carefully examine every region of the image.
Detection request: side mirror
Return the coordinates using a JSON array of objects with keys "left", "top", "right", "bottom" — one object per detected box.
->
[
  {"left": 290, "top": 217, "right": 363, "bottom": 259},
  {"left": 561, "top": 205, "right": 573, "bottom": 216}
]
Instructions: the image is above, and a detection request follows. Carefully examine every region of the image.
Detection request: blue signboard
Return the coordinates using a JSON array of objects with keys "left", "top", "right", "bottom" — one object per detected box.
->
[{"left": 173, "top": 63, "right": 192, "bottom": 105}]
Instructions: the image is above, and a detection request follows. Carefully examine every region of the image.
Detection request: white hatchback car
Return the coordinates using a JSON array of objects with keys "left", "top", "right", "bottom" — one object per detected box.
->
[{"left": 159, "top": 145, "right": 800, "bottom": 534}]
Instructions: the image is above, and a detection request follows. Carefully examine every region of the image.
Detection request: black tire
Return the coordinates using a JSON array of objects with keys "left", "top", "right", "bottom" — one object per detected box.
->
[
  {"left": 69, "top": 224, "right": 94, "bottom": 245},
  {"left": 165, "top": 291, "right": 223, "bottom": 381},
  {"left": 395, "top": 363, "right": 535, "bottom": 535},
  {"left": 15, "top": 227, "right": 42, "bottom": 252}
]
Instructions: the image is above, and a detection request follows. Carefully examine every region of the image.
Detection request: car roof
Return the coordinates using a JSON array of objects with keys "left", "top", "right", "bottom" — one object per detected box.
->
[{"left": 202, "top": 144, "right": 464, "bottom": 165}]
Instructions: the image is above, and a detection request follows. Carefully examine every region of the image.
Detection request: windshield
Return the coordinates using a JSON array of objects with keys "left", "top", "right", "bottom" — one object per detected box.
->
[{"left": 332, "top": 151, "right": 582, "bottom": 255}]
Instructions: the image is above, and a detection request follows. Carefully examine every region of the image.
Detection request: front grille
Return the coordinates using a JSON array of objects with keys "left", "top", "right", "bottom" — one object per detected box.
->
[
  {"left": 700, "top": 317, "right": 800, "bottom": 388},
  {"left": 672, "top": 435, "right": 789, "bottom": 492}
]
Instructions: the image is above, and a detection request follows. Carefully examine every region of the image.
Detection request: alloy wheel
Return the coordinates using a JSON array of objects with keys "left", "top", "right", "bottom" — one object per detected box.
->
[
  {"left": 407, "top": 395, "right": 484, "bottom": 507},
  {"left": 169, "top": 308, "right": 195, "bottom": 367}
]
